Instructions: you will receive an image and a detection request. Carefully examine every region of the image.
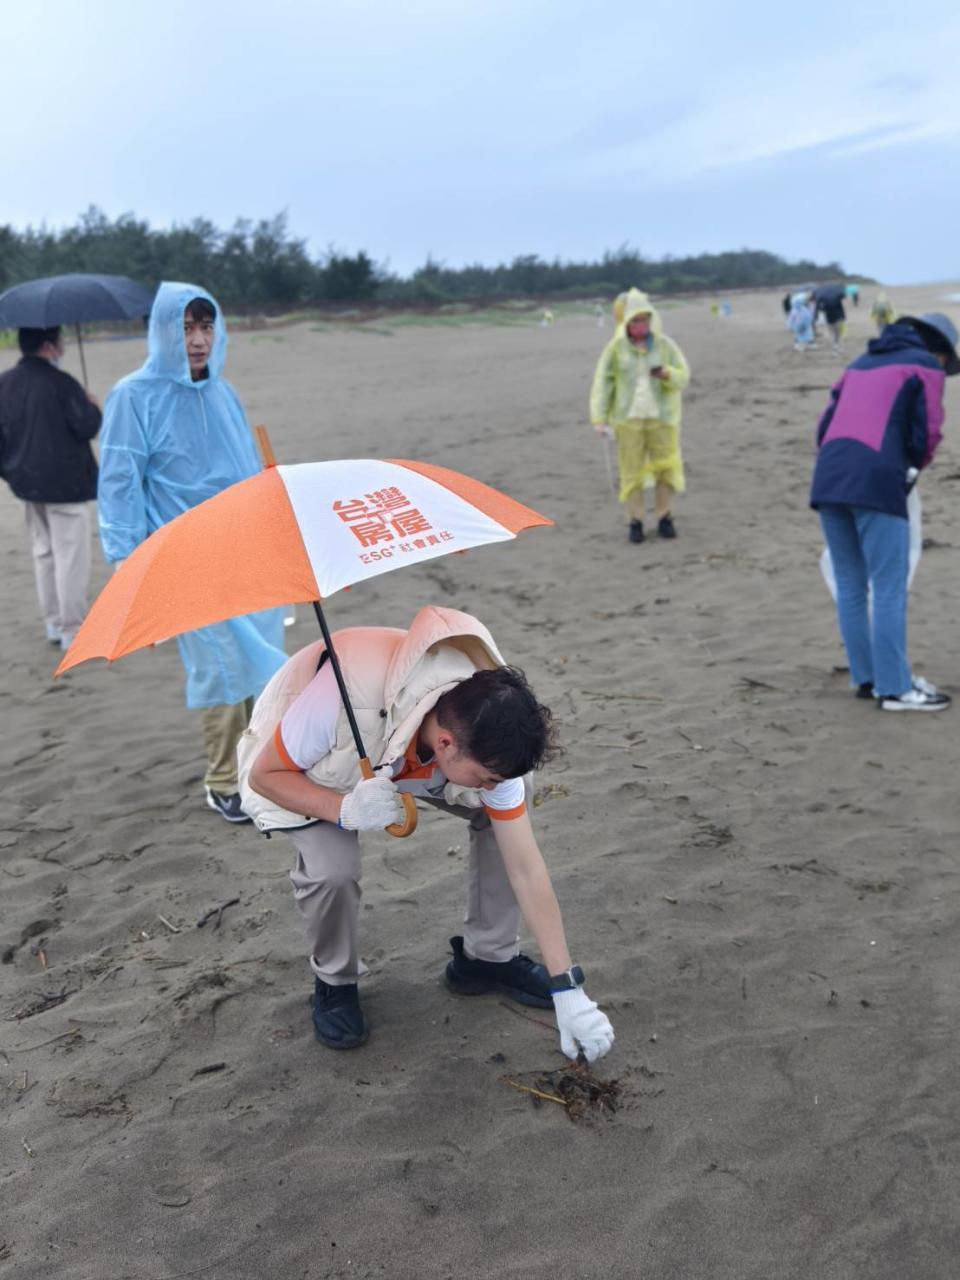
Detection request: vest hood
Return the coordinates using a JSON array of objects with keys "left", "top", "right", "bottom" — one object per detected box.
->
[
  {"left": 382, "top": 605, "right": 505, "bottom": 755},
  {"left": 239, "top": 605, "right": 506, "bottom": 831}
]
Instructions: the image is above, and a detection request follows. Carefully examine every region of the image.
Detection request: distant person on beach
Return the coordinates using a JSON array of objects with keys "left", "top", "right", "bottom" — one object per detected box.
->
[
  {"left": 789, "top": 293, "right": 816, "bottom": 351},
  {"left": 816, "top": 290, "right": 847, "bottom": 351},
  {"left": 871, "top": 293, "right": 896, "bottom": 334},
  {"left": 845, "top": 283, "right": 860, "bottom": 307},
  {"left": 239, "top": 605, "right": 616, "bottom": 1061},
  {"left": 97, "top": 283, "right": 286, "bottom": 821},
  {"left": 0, "top": 326, "right": 101, "bottom": 650},
  {"left": 589, "top": 287, "right": 690, "bottom": 543},
  {"left": 810, "top": 312, "right": 959, "bottom": 711}
]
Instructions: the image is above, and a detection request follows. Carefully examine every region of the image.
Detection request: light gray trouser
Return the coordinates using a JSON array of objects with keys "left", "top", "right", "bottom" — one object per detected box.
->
[
  {"left": 285, "top": 781, "right": 531, "bottom": 985},
  {"left": 24, "top": 501, "right": 91, "bottom": 640}
]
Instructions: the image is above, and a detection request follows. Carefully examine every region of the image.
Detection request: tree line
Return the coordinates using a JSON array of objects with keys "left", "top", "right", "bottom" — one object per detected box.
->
[{"left": 0, "top": 207, "right": 851, "bottom": 311}]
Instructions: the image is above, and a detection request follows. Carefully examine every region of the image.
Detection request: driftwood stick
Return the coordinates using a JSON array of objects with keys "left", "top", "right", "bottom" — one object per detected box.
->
[{"left": 500, "top": 1077, "right": 567, "bottom": 1106}]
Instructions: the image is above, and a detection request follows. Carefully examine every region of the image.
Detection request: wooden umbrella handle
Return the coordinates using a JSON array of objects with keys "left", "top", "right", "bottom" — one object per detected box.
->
[
  {"left": 359, "top": 757, "right": 418, "bottom": 839},
  {"left": 254, "top": 423, "right": 277, "bottom": 468}
]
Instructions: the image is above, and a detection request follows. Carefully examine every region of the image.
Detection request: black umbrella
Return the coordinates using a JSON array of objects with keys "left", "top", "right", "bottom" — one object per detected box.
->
[
  {"left": 813, "top": 283, "right": 847, "bottom": 306},
  {"left": 0, "top": 273, "right": 155, "bottom": 386}
]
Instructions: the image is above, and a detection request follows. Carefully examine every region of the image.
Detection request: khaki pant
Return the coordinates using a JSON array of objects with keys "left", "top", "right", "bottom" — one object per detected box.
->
[
  {"left": 285, "top": 779, "right": 532, "bottom": 985},
  {"left": 24, "top": 501, "right": 91, "bottom": 641},
  {"left": 200, "top": 698, "right": 253, "bottom": 793}
]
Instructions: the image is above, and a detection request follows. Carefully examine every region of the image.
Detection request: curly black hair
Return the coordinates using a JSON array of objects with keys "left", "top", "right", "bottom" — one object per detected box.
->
[{"left": 434, "top": 666, "right": 559, "bottom": 779}]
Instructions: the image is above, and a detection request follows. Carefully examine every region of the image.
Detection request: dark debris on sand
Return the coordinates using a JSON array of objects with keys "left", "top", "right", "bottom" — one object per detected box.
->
[{"left": 502, "top": 1058, "right": 624, "bottom": 1123}]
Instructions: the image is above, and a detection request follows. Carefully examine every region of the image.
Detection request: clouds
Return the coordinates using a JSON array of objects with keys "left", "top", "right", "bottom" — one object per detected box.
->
[
  {"left": 577, "top": 16, "right": 960, "bottom": 184},
  {"left": 1, "top": 0, "right": 957, "bottom": 281}
]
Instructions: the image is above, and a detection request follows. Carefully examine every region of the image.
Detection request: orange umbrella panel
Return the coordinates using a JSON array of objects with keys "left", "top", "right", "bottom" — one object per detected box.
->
[{"left": 57, "top": 459, "right": 551, "bottom": 675}]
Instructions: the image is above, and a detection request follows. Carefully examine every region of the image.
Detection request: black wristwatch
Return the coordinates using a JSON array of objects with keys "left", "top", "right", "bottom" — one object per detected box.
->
[{"left": 548, "top": 964, "right": 585, "bottom": 993}]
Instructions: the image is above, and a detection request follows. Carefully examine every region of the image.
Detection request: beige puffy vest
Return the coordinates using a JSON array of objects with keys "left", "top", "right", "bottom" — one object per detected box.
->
[{"left": 238, "top": 605, "right": 506, "bottom": 832}]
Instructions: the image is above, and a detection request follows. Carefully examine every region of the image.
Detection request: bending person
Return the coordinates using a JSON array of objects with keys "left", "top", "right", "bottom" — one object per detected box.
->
[
  {"left": 810, "top": 313, "right": 959, "bottom": 711},
  {"left": 240, "top": 605, "right": 615, "bottom": 1063}
]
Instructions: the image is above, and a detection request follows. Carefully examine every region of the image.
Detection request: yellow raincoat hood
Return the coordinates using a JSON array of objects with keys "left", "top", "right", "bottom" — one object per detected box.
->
[
  {"left": 620, "top": 289, "right": 663, "bottom": 345},
  {"left": 590, "top": 289, "right": 690, "bottom": 430}
]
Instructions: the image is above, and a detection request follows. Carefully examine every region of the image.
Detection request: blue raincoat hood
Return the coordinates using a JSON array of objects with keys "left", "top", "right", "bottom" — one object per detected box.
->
[
  {"left": 143, "top": 281, "right": 227, "bottom": 385},
  {"left": 97, "top": 279, "right": 286, "bottom": 708}
]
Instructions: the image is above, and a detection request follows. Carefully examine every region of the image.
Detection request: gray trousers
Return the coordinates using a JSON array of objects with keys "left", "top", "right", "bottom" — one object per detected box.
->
[
  {"left": 24, "top": 501, "right": 91, "bottom": 641},
  {"left": 286, "top": 782, "right": 531, "bottom": 985}
]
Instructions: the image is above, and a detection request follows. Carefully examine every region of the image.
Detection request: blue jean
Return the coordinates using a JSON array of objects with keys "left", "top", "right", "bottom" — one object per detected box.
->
[{"left": 819, "top": 505, "right": 911, "bottom": 696}]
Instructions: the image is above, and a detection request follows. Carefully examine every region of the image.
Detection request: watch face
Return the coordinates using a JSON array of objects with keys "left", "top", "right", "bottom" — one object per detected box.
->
[{"left": 550, "top": 965, "right": 585, "bottom": 991}]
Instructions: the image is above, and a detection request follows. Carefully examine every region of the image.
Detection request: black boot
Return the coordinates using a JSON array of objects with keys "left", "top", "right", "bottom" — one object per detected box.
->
[
  {"left": 312, "top": 978, "right": 369, "bottom": 1049},
  {"left": 657, "top": 514, "right": 677, "bottom": 539},
  {"left": 628, "top": 520, "right": 645, "bottom": 544}
]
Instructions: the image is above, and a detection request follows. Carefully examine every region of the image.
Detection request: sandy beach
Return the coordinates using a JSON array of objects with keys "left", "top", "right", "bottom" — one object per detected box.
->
[{"left": 3, "top": 286, "right": 960, "bottom": 1279}]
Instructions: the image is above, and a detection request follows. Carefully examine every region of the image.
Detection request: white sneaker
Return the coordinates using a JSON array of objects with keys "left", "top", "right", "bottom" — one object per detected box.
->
[
  {"left": 879, "top": 687, "right": 951, "bottom": 712},
  {"left": 45, "top": 623, "right": 63, "bottom": 646},
  {"left": 912, "top": 675, "right": 939, "bottom": 696}
]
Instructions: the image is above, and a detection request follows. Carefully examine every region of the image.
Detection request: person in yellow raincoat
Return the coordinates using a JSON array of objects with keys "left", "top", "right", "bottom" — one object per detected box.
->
[
  {"left": 871, "top": 293, "right": 896, "bottom": 334},
  {"left": 590, "top": 288, "right": 690, "bottom": 542}
]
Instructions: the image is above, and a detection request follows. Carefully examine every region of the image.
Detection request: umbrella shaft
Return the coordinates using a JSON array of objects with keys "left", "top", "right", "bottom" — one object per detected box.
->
[{"left": 312, "top": 601, "right": 368, "bottom": 760}]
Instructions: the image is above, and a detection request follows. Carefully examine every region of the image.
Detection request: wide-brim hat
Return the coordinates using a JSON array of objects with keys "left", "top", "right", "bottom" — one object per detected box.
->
[{"left": 900, "top": 312, "right": 960, "bottom": 375}]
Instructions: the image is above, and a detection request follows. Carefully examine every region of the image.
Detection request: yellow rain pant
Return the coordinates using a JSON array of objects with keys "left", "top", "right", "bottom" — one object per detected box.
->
[{"left": 614, "top": 418, "right": 685, "bottom": 505}]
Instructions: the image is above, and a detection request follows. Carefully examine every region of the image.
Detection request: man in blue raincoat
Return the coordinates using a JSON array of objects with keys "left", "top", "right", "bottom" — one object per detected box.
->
[{"left": 97, "top": 283, "right": 287, "bottom": 822}]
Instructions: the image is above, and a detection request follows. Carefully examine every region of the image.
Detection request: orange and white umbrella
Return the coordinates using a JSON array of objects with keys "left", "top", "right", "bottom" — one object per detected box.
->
[
  {"left": 56, "top": 458, "right": 552, "bottom": 838},
  {"left": 57, "top": 458, "right": 552, "bottom": 675}
]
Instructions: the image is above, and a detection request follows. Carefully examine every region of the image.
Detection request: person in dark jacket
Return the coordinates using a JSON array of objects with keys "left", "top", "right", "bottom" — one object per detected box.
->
[
  {"left": 0, "top": 327, "right": 101, "bottom": 649},
  {"left": 816, "top": 292, "right": 847, "bottom": 351},
  {"left": 810, "top": 312, "right": 959, "bottom": 711}
]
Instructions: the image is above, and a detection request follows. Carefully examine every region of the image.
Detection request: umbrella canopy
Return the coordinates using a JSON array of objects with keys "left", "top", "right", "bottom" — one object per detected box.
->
[
  {"left": 56, "top": 458, "right": 552, "bottom": 675},
  {"left": 813, "top": 283, "right": 846, "bottom": 306},
  {"left": 0, "top": 273, "right": 155, "bottom": 329}
]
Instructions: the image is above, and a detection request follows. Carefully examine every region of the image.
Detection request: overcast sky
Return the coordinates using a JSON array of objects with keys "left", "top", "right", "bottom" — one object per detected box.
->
[{"left": 4, "top": 0, "right": 958, "bottom": 283}]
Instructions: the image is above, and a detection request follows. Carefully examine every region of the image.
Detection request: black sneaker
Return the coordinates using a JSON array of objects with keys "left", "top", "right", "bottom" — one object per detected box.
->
[
  {"left": 444, "top": 935, "right": 553, "bottom": 1009},
  {"left": 628, "top": 520, "right": 645, "bottom": 544},
  {"left": 313, "top": 978, "right": 369, "bottom": 1049},
  {"left": 855, "top": 681, "right": 875, "bottom": 700},
  {"left": 205, "top": 788, "right": 252, "bottom": 823},
  {"left": 657, "top": 514, "right": 677, "bottom": 539},
  {"left": 878, "top": 687, "right": 951, "bottom": 713}
]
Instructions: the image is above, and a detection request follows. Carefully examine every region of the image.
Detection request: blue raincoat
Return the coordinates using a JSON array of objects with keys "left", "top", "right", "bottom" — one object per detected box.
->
[{"left": 97, "top": 282, "right": 286, "bottom": 708}]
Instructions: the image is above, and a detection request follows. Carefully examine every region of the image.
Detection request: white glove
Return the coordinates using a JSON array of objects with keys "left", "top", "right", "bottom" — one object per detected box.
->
[
  {"left": 552, "top": 988, "right": 614, "bottom": 1063},
  {"left": 338, "top": 776, "right": 403, "bottom": 832}
]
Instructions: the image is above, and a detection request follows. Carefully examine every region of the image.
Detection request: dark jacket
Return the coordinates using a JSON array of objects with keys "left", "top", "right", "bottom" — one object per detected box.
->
[
  {"left": 0, "top": 356, "right": 100, "bottom": 502},
  {"left": 818, "top": 296, "right": 846, "bottom": 325},
  {"left": 810, "top": 324, "right": 945, "bottom": 519}
]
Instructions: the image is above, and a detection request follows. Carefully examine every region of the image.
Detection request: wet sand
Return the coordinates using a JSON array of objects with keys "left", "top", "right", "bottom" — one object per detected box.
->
[{"left": 2, "top": 284, "right": 960, "bottom": 1279}]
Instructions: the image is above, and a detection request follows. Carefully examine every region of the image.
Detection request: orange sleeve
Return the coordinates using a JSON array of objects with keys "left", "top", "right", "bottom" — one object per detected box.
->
[
  {"left": 273, "top": 722, "right": 301, "bottom": 772},
  {"left": 484, "top": 801, "right": 527, "bottom": 822}
]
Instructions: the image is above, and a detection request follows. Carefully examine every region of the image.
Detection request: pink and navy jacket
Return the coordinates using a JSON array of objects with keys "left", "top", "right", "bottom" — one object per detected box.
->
[{"left": 810, "top": 324, "right": 945, "bottom": 519}]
